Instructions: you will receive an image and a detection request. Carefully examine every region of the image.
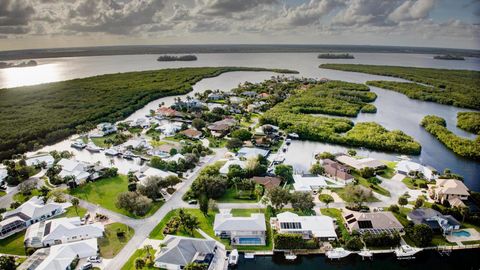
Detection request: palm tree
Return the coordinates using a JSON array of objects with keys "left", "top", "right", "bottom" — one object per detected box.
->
[
  {"left": 134, "top": 258, "right": 145, "bottom": 269},
  {"left": 143, "top": 245, "right": 153, "bottom": 264},
  {"left": 460, "top": 206, "right": 470, "bottom": 223},
  {"left": 71, "top": 198, "right": 80, "bottom": 215},
  {"left": 321, "top": 196, "right": 334, "bottom": 209}
]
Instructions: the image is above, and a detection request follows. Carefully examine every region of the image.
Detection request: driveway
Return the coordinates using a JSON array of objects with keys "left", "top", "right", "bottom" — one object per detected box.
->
[{"left": 0, "top": 169, "right": 45, "bottom": 208}]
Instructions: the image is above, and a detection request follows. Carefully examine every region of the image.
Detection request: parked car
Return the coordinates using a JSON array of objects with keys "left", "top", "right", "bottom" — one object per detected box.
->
[
  {"left": 81, "top": 263, "right": 93, "bottom": 270},
  {"left": 88, "top": 256, "right": 102, "bottom": 263},
  {"left": 188, "top": 200, "right": 198, "bottom": 205}
]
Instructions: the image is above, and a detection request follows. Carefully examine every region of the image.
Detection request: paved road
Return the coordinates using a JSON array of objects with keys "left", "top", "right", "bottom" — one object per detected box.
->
[
  {"left": 0, "top": 170, "right": 45, "bottom": 209},
  {"left": 104, "top": 148, "right": 227, "bottom": 270}
]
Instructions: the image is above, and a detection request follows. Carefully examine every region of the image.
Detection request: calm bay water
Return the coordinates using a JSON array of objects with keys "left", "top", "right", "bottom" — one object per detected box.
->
[{"left": 3, "top": 52, "right": 479, "bottom": 190}]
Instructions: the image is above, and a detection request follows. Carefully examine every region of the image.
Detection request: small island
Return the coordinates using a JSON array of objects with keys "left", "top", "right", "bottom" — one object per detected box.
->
[
  {"left": 433, "top": 54, "right": 465, "bottom": 60},
  {"left": 157, "top": 55, "right": 198, "bottom": 62},
  {"left": 0, "top": 60, "right": 37, "bottom": 69},
  {"left": 318, "top": 53, "right": 354, "bottom": 59}
]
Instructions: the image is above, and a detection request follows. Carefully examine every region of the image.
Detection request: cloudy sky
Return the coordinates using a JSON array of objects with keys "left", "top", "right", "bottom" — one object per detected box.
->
[{"left": 1, "top": 0, "right": 479, "bottom": 51}]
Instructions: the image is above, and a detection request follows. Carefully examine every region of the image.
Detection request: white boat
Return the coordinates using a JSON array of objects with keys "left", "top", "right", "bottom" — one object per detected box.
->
[
  {"left": 285, "top": 138, "right": 292, "bottom": 145},
  {"left": 396, "top": 155, "right": 411, "bottom": 161},
  {"left": 104, "top": 148, "right": 120, "bottom": 156},
  {"left": 395, "top": 245, "right": 421, "bottom": 259},
  {"left": 122, "top": 151, "right": 136, "bottom": 160},
  {"left": 285, "top": 252, "right": 297, "bottom": 260},
  {"left": 358, "top": 249, "right": 373, "bottom": 259},
  {"left": 71, "top": 140, "right": 86, "bottom": 149},
  {"left": 228, "top": 249, "right": 239, "bottom": 265},
  {"left": 287, "top": 133, "right": 299, "bottom": 139},
  {"left": 326, "top": 248, "right": 351, "bottom": 259},
  {"left": 86, "top": 143, "right": 103, "bottom": 153},
  {"left": 244, "top": 253, "right": 255, "bottom": 259}
]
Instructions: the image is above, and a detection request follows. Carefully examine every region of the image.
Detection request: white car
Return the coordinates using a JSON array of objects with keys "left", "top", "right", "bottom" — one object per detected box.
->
[{"left": 88, "top": 256, "right": 102, "bottom": 263}]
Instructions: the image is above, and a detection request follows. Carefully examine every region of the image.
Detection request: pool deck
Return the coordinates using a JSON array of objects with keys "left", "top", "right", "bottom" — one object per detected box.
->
[{"left": 446, "top": 229, "right": 480, "bottom": 244}]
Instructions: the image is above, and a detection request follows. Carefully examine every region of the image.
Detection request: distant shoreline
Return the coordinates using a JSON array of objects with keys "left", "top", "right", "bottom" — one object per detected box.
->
[
  {"left": 0, "top": 60, "right": 37, "bottom": 69},
  {"left": 0, "top": 44, "right": 478, "bottom": 61}
]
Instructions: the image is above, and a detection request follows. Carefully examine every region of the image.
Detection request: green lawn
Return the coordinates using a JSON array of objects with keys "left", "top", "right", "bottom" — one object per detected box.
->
[
  {"left": 318, "top": 194, "right": 334, "bottom": 202},
  {"left": 402, "top": 177, "right": 428, "bottom": 190},
  {"left": 352, "top": 172, "right": 391, "bottom": 197},
  {"left": 320, "top": 208, "right": 351, "bottom": 241},
  {"left": 99, "top": 222, "right": 134, "bottom": 258},
  {"left": 0, "top": 231, "right": 26, "bottom": 255},
  {"left": 378, "top": 161, "right": 397, "bottom": 179},
  {"left": 13, "top": 189, "right": 40, "bottom": 203},
  {"left": 207, "top": 136, "right": 227, "bottom": 148},
  {"left": 69, "top": 175, "right": 163, "bottom": 218},
  {"left": 332, "top": 187, "right": 380, "bottom": 203},
  {"left": 431, "top": 234, "right": 456, "bottom": 246},
  {"left": 390, "top": 207, "right": 412, "bottom": 227},
  {"left": 59, "top": 206, "right": 87, "bottom": 218},
  {"left": 462, "top": 240, "right": 480, "bottom": 245},
  {"left": 91, "top": 134, "right": 118, "bottom": 148},
  {"left": 217, "top": 188, "right": 259, "bottom": 203},
  {"left": 121, "top": 248, "right": 157, "bottom": 270},
  {"left": 0, "top": 190, "right": 5, "bottom": 197}
]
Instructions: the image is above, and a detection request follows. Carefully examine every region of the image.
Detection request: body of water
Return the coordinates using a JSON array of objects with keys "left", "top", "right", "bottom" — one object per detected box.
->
[{"left": 6, "top": 52, "right": 478, "bottom": 190}]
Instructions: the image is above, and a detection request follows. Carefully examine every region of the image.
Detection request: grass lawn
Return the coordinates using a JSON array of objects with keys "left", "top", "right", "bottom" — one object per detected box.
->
[
  {"left": 332, "top": 187, "right": 380, "bottom": 203},
  {"left": 149, "top": 209, "right": 216, "bottom": 240},
  {"left": 0, "top": 231, "right": 26, "bottom": 255},
  {"left": 431, "top": 234, "right": 456, "bottom": 246},
  {"left": 58, "top": 206, "right": 87, "bottom": 218},
  {"left": 69, "top": 175, "right": 163, "bottom": 218},
  {"left": 99, "top": 222, "right": 134, "bottom": 258},
  {"left": 318, "top": 194, "right": 334, "bottom": 202},
  {"left": 150, "top": 140, "right": 167, "bottom": 147},
  {"left": 390, "top": 207, "right": 412, "bottom": 227},
  {"left": 207, "top": 136, "right": 227, "bottom": 148},
  {"left": 320, "top": 208, "right": 350, "bottom": 241},
  {"left": 0, "top": 190, "right": 5, "bottom": 197},
  {"left": 462, "top": 240, "right": 480, "bottom": 245},
  {"left": 14, "top": 189, "right": 40, "bottom": 203},
  {"left": 121, "top": 248, "right": 157, "bottom": 270},
  {"left": 217, "top": 188, "right": 259, "bottom": 203},
  {"left": 91, "top": 134, "right": 118, "bottom": 148},
  {"left": 462, "top": 222, "right": 480, "bottom": 232},
  {"left": 352, "top": 172, "right": 391, "bottom": 197},
  {"left": 163, "top": 136, "right": 182, "bottom": 142},
  {"left": 378, "top": 161, "right": 397, "bottom": 179},
  {"left": 402, "top": 177, "right": 428, "bottom": 190}
]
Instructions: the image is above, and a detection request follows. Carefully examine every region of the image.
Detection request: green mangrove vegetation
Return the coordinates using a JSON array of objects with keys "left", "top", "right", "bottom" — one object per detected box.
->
[
  {"left": 319, "top": 64, "right": 480, "bottom": 110},
  {"left": 457, "top": 112, "right": 480, "bottom": 135},
  {"left": 260, "top": 81, "right": 421, "bottom": 154},
  {"left": 420, "top": 115, "right": 480, "bottom": 160},
  {"left": 0, "top": 67, "right": 297, "bottom": 160}
]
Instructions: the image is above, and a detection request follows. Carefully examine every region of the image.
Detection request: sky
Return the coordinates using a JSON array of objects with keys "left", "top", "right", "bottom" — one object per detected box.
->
[{"left": 0, "top": 0, "right": 479, "bottom": 51}]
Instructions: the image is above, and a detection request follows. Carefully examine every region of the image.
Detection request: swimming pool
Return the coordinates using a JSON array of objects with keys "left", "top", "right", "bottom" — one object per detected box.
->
[
  {"left": 451, "top": 230, "right": 471, "bottom": 237},
  {"left": 238, "top": 237, "right": 262, "bottom": 245}
]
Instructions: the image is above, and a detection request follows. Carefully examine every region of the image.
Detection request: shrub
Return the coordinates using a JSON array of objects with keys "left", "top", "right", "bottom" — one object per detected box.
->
[
  {"left": 274, "top": 233, "right": 318, "bottom": 249},
  {"left": 345, "top": 236, "right": 363, "bottom": 251}
]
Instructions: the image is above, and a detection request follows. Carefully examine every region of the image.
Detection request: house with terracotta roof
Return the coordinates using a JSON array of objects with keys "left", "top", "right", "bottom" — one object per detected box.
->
[
  {"left": 429, "top": 179, "right": 470, "bottom": 207},
  {"left": 157, "top": 107, "right": 183, "bottom": 118},
  {"left": 252, "top": 176, "right": 281, "bottom": 190},
  {"left": 343, "top": 210, "right": 404, "bottom": 235},
  {"left": 207, "top": 118, "right": 237, "bottom": 137},
  {"left": 180, "top": 128, "right": 202, "bottom": 140},
  {"left": 321, "top": 159, "right": 354, "bottom": 184}
]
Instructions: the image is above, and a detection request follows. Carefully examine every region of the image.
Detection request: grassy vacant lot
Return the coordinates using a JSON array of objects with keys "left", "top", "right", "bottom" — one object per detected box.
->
[
  {"left": 378, "top": 161, "right": 397, "bottom": 179},
  {"left": 332, "top": 187, "right": 380, "bottom": 203},
  {"left": 99, "top": 222, "right": 134, "bottom": 258},
  {"left": 217, "top": 188, "right": 260, "bottom": 203},
  {"left": 121, "top": 248, "right": 157, "bottom": 270},
  {"left": 352, "top": 172, "right": 391, "bottom": 197},
  {"left": 320, "top": 64, "right": 480, "bottom": 110},
  {"left": 69, "top": 175, "right": 162, "bottom": 218},
  {"left": 13, "top": 189, "right": 41, "bottom": 203},
  {"left": 402, "top": 177, "right": 428, "bottom": 190},
  {"left": 0, "top": 231, "right": 26, "bottom": 255},
  {"left": 0, "top": 67, "right": 295, "bottom": 160},
  {"left": 59, "top": 206, "right": 88, "bottom": 218}
]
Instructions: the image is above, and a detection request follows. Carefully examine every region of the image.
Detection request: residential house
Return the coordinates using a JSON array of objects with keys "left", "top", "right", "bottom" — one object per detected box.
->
[
  {"left": 130, "top": 117, "right": 150, "bottom": 128},
  {"left": 343, "top": 210, "right": 404, "bottom": 234},
  {"left": 156, "top": 122, "right": 182, "bottom": 137},
  {"left": 241, "top": 91, "right": 258, "bottom": 98},
  {"left": 89, "top": 122, "right": 117, "bottom": 138},
  {"left": 18, "top": 238, "right": 98, "bottom": 270},
  {"left": 219, "top": 159, "right": 246, "bottom": 175},
  {"left": 407, "top": 208, "right": 460, "bottom": 235},
  {"left": 180, "top": 128, "right": 202, "bottom": 140},
  {"left": 336, "top": 155, "right": 386, "bottom": 171},
  {"left": 154, "top": 235, "right": 224, "bottom": 270},
  {"left": 214, "top": 210, "right": 266, "bottom": 245},
  {"left": 135, "top": 166, "right": 178, "bottom": 186},
  {"left": 252, "top": 176, "right": 281, "bottom": 190},
  {"left": 292, "top": 174, "right": 329, "bottom": 192},
  {"left": 0, "top": 197, "right": 67, "bottom": 239},
  {"left": 237, "top": 147, "right": 270, "bottom": 159},
  {"left": 57, "top": 158, "right": 91, "bottom": 185},
  {"left": 157, "top": 107, "right": 183, "bottom": 118},
  {"left": 25, "top": 154, "right": 55, "bottom": 168},
  {"left": 429, "top": 179, "right": 470, "bottom": 207},
  {"left": 271, "top": 212, "right": 337, "bottom": 241},
  {"left": 258, "top": 92, "right": 270, "bottom": 98},
  {"left": 208, "top": 93, "right": 224, "bottom": 100},
  {"left": 207, "top": 118, "right": 237, "bottom": 137},
  {"left": 229, "top": 96, "right": 245, "bottom": 104},
  {"left": 321, "top": 159, "right": 354, "bottom": 184},
  {"left": 165, "top": 153, "right": 186, "bottom": 163},
  {"left": 24, "top": 217, "right": 104, "bottom": 248},
  {"left": 396, "top": 160, "right": 437, "bottom": 180},
  {"left": 255, "top": 124, "right": 279, "bottom": 136},
  {"left": 122, "top": 137, "right": 152, "bottom": 151}
]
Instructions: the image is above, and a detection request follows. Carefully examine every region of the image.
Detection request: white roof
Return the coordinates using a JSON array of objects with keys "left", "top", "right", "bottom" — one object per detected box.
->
[
  {"left": 219, "top": 159, "right": 246, "bottom": 175},
  {"left": 25, "top": 217, "right": 104, "bottom": 245},
  {"left": 138, "top": 166, "right": 178, "bottom": 185},
  {"left": 58, "top": 158, "right": 86, "bottom": 173},
  {"left": 166, "top": 153, "right": 185, "bottom": 163},
  {"left": 336, "top": 155, "right": 385, "bottom": 170},
  {"left": 0, "top": 168, "right": 7, "bottom": 181},
  {"left": 26, "top": 154, "right": 54, "bottom": 167},
  {"left": 276, "top": 212, "right": 337, "bottom": 238},
  {"left": 2, "top": 197, "right": 66, "bottom": 221},
  {"left": 35, "top": 238, "right": 98, "bottom": 270},
  {"left": 214, "top": 213, "right": 266, "bottom": 232},
  {"left": 293, "top": 175, "right": 328, "bottom": 192},
  {"left": 237, "top": 147, "right": 270, "bottom": 159},
  {"left": 396, "top": 160, "right": 435, "bottom": 180}
]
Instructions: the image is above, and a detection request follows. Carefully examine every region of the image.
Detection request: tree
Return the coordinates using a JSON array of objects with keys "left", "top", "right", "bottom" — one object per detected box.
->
[
  {"left": 347, "top": 149, "right": 357, "bottom": 156},
  {"left": 345, "top": 236, "right": 363, "bottom": 251},
  {"left": 409, "top": 224, "right": 433, "bottom": 247},
  {"left": 309, "top": 163, "right": 325, "bottom": 175},
  {"left": 321, "top": 195, "right": 334, "bottom": 208},
  {"left": 199, "top": 195, "right": 209, "bottom": 216},
  {"left": 231, "top": 129, "right": 252, "bottom": 141},
  {"left": 116, "top": 192, "right": 152, "bottom": 216},
  {"left": 227, "top": 164, "right": 245, "bottom": 179},
  {"left": 71, "top": 198, "right": 80, "bottom": 215},
  {"left": 134, "top": 258, "right": 146, "bottom": 270},
  {"left": 316, "top": 152, "right": 335, "bottom": 160},
  {"left": 18, "top": 181, "right": 35, "bottom": 195},
  {"left": 388, "top": 204, "right": 400, "bottom": 213},
  {"left": 290, "top": 192, "right": 315, "bottom": 213},
  {"left": 192, "top": 118, "right": 206, "bottom": 130},
  {"left": 0, "top": 256, "right": 16, "bottom": 270},
  {"left": 226, "top": 138, "right": 243, "bottom": 150},
  {"left": 344, "top": 185, "right": 372, "bottom": 208},
  {"left": 265, "top": 187, "right": 290, "bottom": 210},
  {"left": 398, "top": 196, "right": 408, "bottom": 206},
  {"left": 460, "top": 206, "right": 470, "bottom": 223},
  {"left": 359, "top": 167, "right": 375, "bottom": 178},
  {"left": 414, "top": 197, "right": 424, "bottom": 209},
  {"left": 274, "top": 164, "right": 293, "bottom": 183},
  {"left": 184, "top": 262, "right": 208, "bottom": 270},
  {"left": 191, "top": 175, "right": 228, "bottom": 199}
]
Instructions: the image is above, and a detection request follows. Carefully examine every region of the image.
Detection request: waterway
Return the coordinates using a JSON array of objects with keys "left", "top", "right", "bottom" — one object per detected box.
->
[{"left": 4, "top": 52, "right": 478, "bottom": 190}]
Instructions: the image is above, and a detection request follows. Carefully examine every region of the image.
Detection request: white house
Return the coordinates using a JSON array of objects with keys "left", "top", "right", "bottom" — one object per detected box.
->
[
  {"left": 135, "top": 166, "right": 178, "bottom": 186},
  {"left": 156, "top": 122, "right": 182, "bottom": 137},
  {"left": 237, "top": 147, "right": 270, "bottom": 159},
  {"left": 122, "top": 138, "right": 152, "bottom": 150},
  {"left": 57, "top": 158, "right": 91, "bottom": 185},
  {"left": 271, "top": 212, "right": 337, "bottom": 241},
  {"left": 165, "top": 153, "right": 186, "bottom": 163},
  {"left": 214, "top": 210, "right": 266, "bottom": 245},
  {"left": 24, "top": 217, "right": 104, "bottom": 248},
  {"left": 25, "top": 154, "right": 55, "bottom": 168},
  {"left": 154, "top": 235, "right": 223, "bottom": 270},
  {"left": 131, "top": 117, "right": 150, "bottom": 128},
  {"left": 292, "top": 174, "right": 329, "bottom": 192},
  {"left": 395, "top": 160, "right": 437, "bottom": 180},
  {"left": 219, "top": 159, "right": 246, "bottom": 175},
  {"left": 0, "top": 167, "right": 7, "bottom": 185},
  {"left": 336, "top": 155, "right": 386, "bottom": 171},
  {"left": 0, "top": 197, "right": 68, "bottom": 239},
  {"left": 18, "top": 238, "right": 99, "bottom": 270}
]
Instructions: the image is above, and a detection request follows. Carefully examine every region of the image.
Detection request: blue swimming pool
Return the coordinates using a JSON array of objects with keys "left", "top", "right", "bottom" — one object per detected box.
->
[
  {"left": 451, "top": 230, "right": 471, "bottom": 237},
  {"left": 238, "top": 237, "right": 262, "bottom": 245}
]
